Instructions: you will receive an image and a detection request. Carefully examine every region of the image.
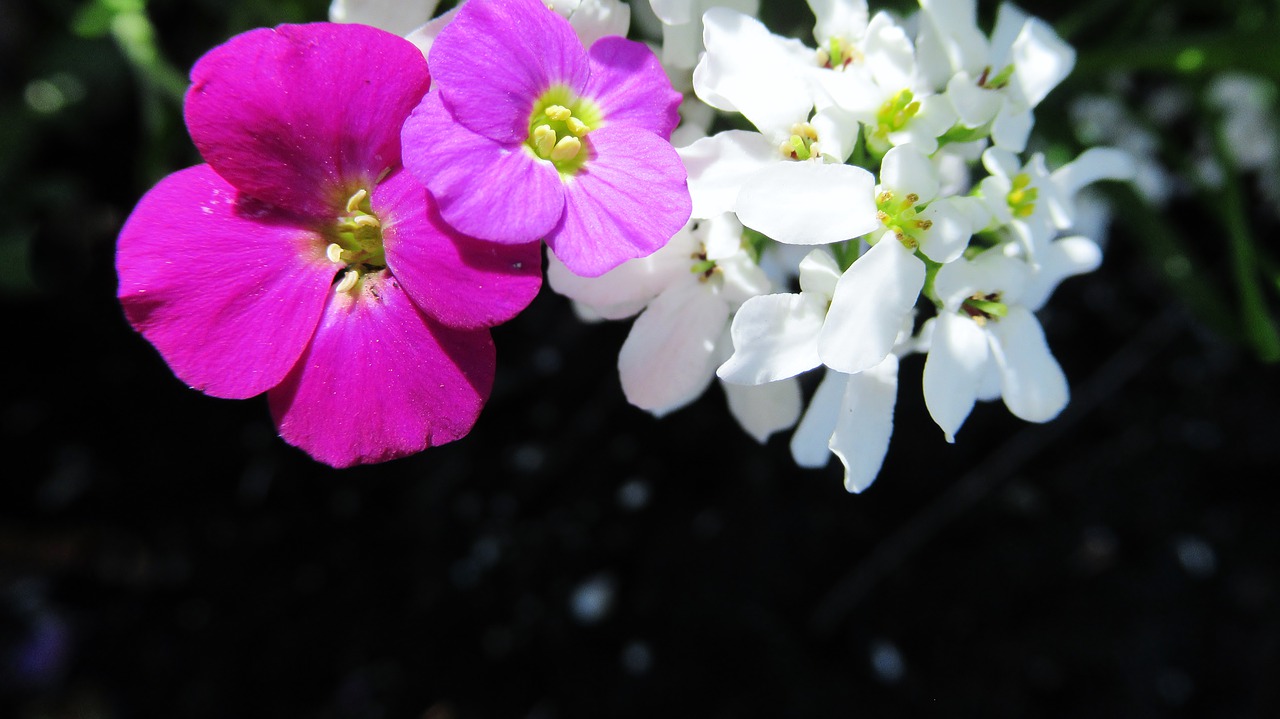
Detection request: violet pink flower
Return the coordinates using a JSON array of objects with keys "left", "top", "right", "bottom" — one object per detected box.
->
[
  {"left": 116, "top": 23, "right": 542, "bottom": 467},
  {"left": 401, "top": 0, "right": 691, "bottom": 277}
]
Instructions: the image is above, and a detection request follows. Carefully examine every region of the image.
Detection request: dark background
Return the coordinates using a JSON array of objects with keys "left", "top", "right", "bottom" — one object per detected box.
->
[{"left": 3, "top": 0, "right": 1279, "bottom": 716}]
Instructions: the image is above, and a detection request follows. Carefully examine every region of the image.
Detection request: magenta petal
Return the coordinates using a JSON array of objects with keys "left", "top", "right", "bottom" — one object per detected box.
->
[
  {"left": 268, "top": 273, "right": 494, "bottom": 468},
  {"left": 117, "top": 165, "right": 334, "bottom": 399},
  {"left": 584, "top": 36, "right": 682, "bottom": 138},
  {"left": 429, "top": 0, "right": 588, "bottom": 143},
  {"left": 402, "top": 90, "right": 565, "bottom": 244},
  {"left": 548, "top": 127, "right": 691, "bottom": 277},
  {"left": 377, "top": 168, "right": 543, "bottom": 329},
  {"left": 185, "top": 23, "right": 431, "bottom": 218}
]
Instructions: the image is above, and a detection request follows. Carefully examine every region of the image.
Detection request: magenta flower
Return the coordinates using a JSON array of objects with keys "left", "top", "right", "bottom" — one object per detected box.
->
[
  {"left": 116, "top": 23, "right": 542, "bottom": 467},
  {"left": 401, "top": 0, "right": 692, "bottom": 277}
]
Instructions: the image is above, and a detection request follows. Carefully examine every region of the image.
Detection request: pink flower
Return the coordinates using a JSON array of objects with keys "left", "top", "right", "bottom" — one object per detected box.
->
[
  {"left": 401, "top": 0, "right": 691, "bottom": 277},
  {"left": 116, "top": 23, "right": 542, "bottom": 467}
]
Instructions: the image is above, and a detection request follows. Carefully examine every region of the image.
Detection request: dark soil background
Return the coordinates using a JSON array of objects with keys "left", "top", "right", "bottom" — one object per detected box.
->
[{"left": 3, "top": 0, "right": 1279, "bottom": 717}]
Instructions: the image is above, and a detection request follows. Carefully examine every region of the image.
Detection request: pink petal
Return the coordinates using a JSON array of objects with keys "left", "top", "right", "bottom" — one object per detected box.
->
[
  {"left": 402, "top": 90, "right": 565, "bottom": 244},
  {"left": 268, "top": 271, "right": 494, "bottom": 468},
  {"left": 185, "top": 23, "right": 431, "bottom": 219},
  {"left": 377, "top": 168, "right": 543, "bottom": 329},
  {"left": 584, "top": 36, "right": 681, "bottom": 138},
  {"left": 429, "top": 0, "right": 589, "bottom": 143},
  {"left": 117, "top": 165, "right": 334, "bottom": 399},
  {"left": 548, "top": 126, "right": 691, "bottom": 277}
]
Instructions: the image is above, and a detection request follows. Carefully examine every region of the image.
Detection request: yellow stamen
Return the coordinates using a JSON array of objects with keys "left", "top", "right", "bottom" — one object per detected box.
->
[
  {"left": 352, "top": 214, "right": 380, "bottom": 229},
  {"left": 533, "top": 124, "right": 556, "bottom": 157},
  {"left": 326, "top": 243, "right": 345, "bottom": 264},
  {"left": 545, "top": 105, "right": 572, "bottom": 122},
  {"left": 345, "top": 188, "right": 368, "bottom": 213},
  {"left": 566, "top": 116, "right": 590, "bottom": 137},
  {"left": 334, "top": 269, "right": 359, "bottom": 294},
  {"left": 550, "top": 135, "right": 582, "bottom": 162}
]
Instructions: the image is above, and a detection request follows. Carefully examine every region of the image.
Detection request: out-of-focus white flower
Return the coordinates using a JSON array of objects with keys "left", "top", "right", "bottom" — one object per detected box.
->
[
  {"left": 329, "top": 0, "right": 440, "bottom": 36},
  {"left": 1071, "top": 94, "right": 1173, "bottom": 205},
  {"left": 547, "top": 0, "right": 631, "bottom": 47}
]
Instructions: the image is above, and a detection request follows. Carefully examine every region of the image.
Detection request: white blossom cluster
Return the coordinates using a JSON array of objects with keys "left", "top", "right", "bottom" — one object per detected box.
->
[{"left": 549, "top": 0, "right": 1135, "bottom": 492}]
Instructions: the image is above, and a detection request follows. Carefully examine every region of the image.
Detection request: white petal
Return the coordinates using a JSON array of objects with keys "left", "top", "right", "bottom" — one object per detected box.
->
[
  {"left": 404, "top": 6, "right": 458, "bottom": 57},
  {"left": 567, "top": 0, "right": 631, "bottom": 48},
  {"left": 722, "top": 377, "right": 803, "bottom": 443},
  {"left": 790, "top": 369, "right": 846, "bottom": 468},
  {"left": 1048, "top": 147, "right": 1135, "bottom": 228},
  {"left": 736, "top": 161, "right": 878, "bottom": 244},
  {"left": 695, "top": 8, "right": 815, "bottom": 138},
  {"left": 547, "top": 226, "right": 697, "bottom": 316},
  {"left": 981, "top": 146, "right": 1021, "bottom": 180},
  {"left": 917, "top": 197, "right": 973, "bottom": 264},
  {"left": 808, "top": 0, "right": 869, "bottom": 45},
  {"left": 1018, "top": 235, "right": 1102, "bottom": 310},
  {"left": 946, "top": 71, "right": 1003, "bottom": 128},
  {"left": 330, "top": 0, "right": 440, "bottom": 35},
  {"left": 987, "top": 2, "right": 1029, "bottom": 65},
  {"left": 880, "top": 144, "right": 939, "bottom": 201},
  {"left": 988, "top": 306, "right": 1068, "bottom": 423},
  {"left": 717, "top": 251, "right": 773, "bottom": 308},
  {"left": 1011, "top": 17, "right": 1075, "bottom": 108},
  {"left": 990, "top": 104, "right": 1034, "bottom": 152},
  {"left": 863, "top": 12, "right": 916, "bottom": 92},
  {"left": 717, "top": 292, "right": 826, "bottom": 384},
  {"left": 818, "top": 237, "right": 925, "bottom": 374},
  {"left": 649, "top": 0, "right": 692, "bottom": 24},
  {"left": 619, "top": 282, "right": 728, "bottom": 416},
  {"left": 679, "top": 131, "right": 778, "bottom": 220},
  {"left": 809, "top": 105, "right": 860, "bottom": 163},
  {"left": 830, "top": 353, "right": 898, "bottom": 492},
  {"left": 932, "top": 250, "right": 1027, "bottom": 311},
  {"left": 917, "top": 0, "right": 987, "bottom": 82},
  {"left": 922, "top": 312, "right": 988, "bottom": 442},
  {"left": 797, "top": 247, "right": 842, "bottom": 299}
]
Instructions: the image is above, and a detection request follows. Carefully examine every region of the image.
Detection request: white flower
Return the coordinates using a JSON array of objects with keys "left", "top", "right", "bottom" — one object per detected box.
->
[
  {"left": 978, "top": 146, "right": 1134, "bottom": 261},
  {"left": 652, "top": 0, "right": 760, "bottom": 73},
  {"left": 547, "top": 0, "right": 631, "bottom": 47},
  {"left": 718, "top": 248, "right": 906, "bottom": 492},
  {"left": 549, "top": 215, "right": 799, "bottom": 441},
  {"left": 917, "top": 0, "right": 1075, "bottom": 152},
  {"left": 921, "top": 237, "right": 1099, "bottom": 442}
]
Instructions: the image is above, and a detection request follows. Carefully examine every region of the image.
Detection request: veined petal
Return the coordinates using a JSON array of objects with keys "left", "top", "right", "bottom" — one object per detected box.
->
[
  {"left": 269, "top": 273, "right": 493, "bottom": 468},
  {"left": 717, "top": 292, "right": 826, "bottom": 385},
  {"left": 619, "top": 281, "right": 727, "bottom": 416},
  {"left": 117, "top": 165, "right": 333, "bottom": 400},
  {"left": 679, "top": 130, "right": 778, "bottom": 220},
  {"left": 790, "top": 369, "right": 846, "bottom": 468},
  {"left": 818, "top": 237, "right": 925, "bottom": 374},
  {"left": 550, "top": 125, "right": 691, "bottom": 277},
  {"left": 186, "top": 23, "right": 430, "bottom": 220},
  {"left": 988, "top": 306, "right": 1068, "bottom": 423},
  {"left": 829, "top": 353, "right": 898, "bottom": 493},
  {"left": 922, "top": 311, "right": 988, "bottom": 442},
  {"left": 735, "top": 161, "right": 878, "bottom": 245},
  {"left": 585, "top": 36, "right": 681, "bottom": 138},
  {"left": 402, "top": 90, "right": 565, "bottom": 244},
  {"left": 378, "top": 169, "right": 542, "bottom": 329},
  {"left": 329, "top": 0, "right": 441, "bottom": 36},
  {"left": 428, "top": 0, "right": 589, "bottom": 143}
]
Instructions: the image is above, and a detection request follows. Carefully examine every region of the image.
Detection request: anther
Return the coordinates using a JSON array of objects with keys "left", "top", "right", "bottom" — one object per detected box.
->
[
  {"left": 326, "top": 243, "right": 345, "bottom": 264},
  {"left": 876, "top": 210, "right": 891, "bottom": 223},
  {"left": 566, "top": 117, "right": 590, "bottom": 136},
  {"left": 904, "top": 193, "right": 920, "bottom": 205},
  {"left": 533, "top": 124, "right": 557, "bottom": 157},
  {"left": 545, "top": 105, "right": 572, "bottom": 122},
  {"left": 549, "top": 136, "right": 582, "bottom": 162},
  {"left": 352, "top": 215, "right": 380, "bottom": 229},
  {"left": 334, "top": 269, "right": 359, "bottom": 294},
  {"left": 345, "top": 189, "right": 368, "bottom": 213},
  {"left": 915, "top": 219, "right": 933, "bottom": 230}
]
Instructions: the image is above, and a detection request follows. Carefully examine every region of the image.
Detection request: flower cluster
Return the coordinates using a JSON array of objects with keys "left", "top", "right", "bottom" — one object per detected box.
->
[
  {"left": 117, "top": 0, "right": 687, "bottom": 466},
  {"left": 550, "top": 0, "right": 1134, "bottom": 491}
]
